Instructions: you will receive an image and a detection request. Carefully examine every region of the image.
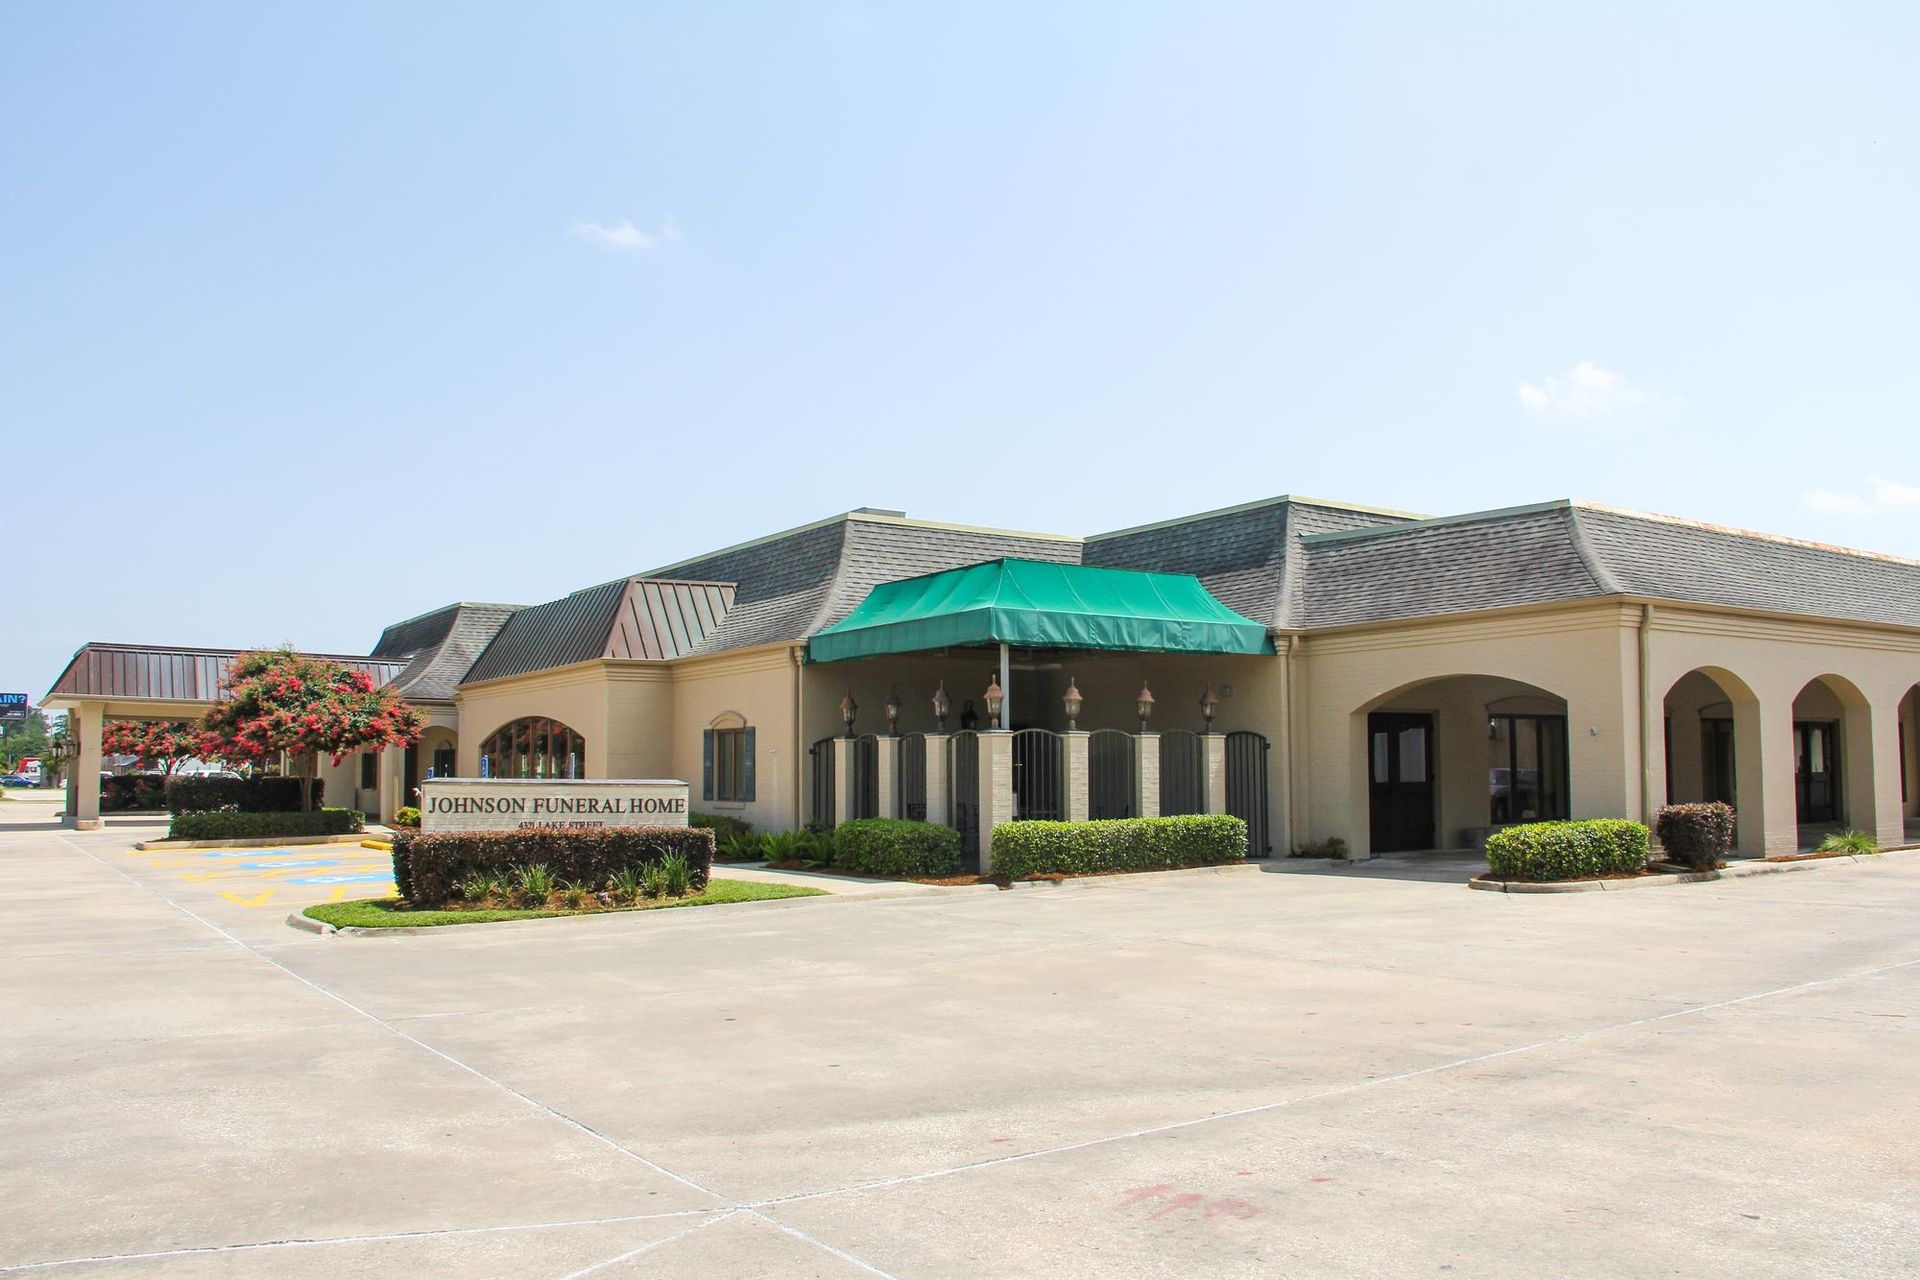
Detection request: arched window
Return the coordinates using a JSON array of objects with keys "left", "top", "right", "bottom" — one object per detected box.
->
[{"left": 480, "top": 717, "right": 585, "bottom": 779}]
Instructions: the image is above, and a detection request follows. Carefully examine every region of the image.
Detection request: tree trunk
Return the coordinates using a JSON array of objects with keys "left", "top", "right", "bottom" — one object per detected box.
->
[{"left": 298, "top": 752, "right": 317, "bottom": 811}]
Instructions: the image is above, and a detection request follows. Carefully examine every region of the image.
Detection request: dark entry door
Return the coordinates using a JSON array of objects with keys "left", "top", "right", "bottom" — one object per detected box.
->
[
  {"left": 1369, "top": 712, "right": 1435, "bottom": 853},
  {"left": 1795, "top": 721, "right": 1839, "bottom": 824}
]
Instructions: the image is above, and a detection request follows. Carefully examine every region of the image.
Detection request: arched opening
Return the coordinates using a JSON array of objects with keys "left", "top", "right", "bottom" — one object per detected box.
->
[
  {"left": 1661, "top": 666, "right": 1767, "bottom": 854},
  {"left": 480, "top": 717, "right": 585, "bottom": 779},
  {"left": 1789, "top": 675, "right": 1872, "bottom": 840},
  {"left": 1357, "top": 674, "right": 1569, "bottom": 854},
  {"left": 1904, "top": 683, "right": 1920, "bottom": 840}
]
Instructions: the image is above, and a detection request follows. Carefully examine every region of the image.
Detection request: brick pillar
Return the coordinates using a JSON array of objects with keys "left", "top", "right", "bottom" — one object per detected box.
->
[
  {"left": 875, "top": 737, "right": 899, "bottom": 819},
  {"left": 830, "top": 737, "right": 853, "bottom": 828},
  {"left": 1134, "top": 732, "right": 1160, "bottom": 819},
  {"left": 1063, "top": 730, "right": 1090, "bottom": 823},
  {"left": 977, "top": 731, "right": 1014, "bottom": 873},
  {"left": 923, "top": 733, "right": 950, "bottom": 827},
  {"left": 1203, "top": 732, "right": 1228, "bottom": 815}
]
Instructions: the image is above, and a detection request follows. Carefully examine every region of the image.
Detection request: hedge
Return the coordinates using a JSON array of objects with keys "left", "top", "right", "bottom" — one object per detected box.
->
[
  {"left": 832, "top": 818, "right": 963, "bottom": 877},
  {"left": 691, "top": 811, "right": 753, "bottom": 845},
  {"left": 164, "top": 775, "right": 322, "bottom": 814},
  {"left": 1655, "top": 803, "right": 1736, "bottom": 872},
  {"left": 991, "top": 814, "right": 1249, "bottom": 879},
  {"left": 101, "top": 775, "right": 168, "bottom": 812},
  {"left": 168, "top": 808, "right": 364, "bottom": 841},
  {"left": 392, "top": 825, "right": 716, "bottom": 906},
  {"left": 1485, "top": 819, "right": 1651, "bottom": 882}
]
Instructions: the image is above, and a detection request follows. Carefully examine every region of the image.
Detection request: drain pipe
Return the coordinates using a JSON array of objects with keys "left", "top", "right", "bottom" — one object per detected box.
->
[
  {"left": 792, "top": 645, "right": 806, "bottom": 827},
  {"left": 1639, "top": 604, "right": 1656, "bottom": 826}
]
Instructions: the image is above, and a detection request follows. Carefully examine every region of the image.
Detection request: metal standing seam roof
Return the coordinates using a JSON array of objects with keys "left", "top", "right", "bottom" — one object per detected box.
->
[
  {"left": 46, "top": 644, "right": 410, "bottom": 704},
  {"left": 809, "top": 558, "right": 1275, "bottom": 662},
  {"left": 459, "top": 577, "right": 737, "bottom": 685}
]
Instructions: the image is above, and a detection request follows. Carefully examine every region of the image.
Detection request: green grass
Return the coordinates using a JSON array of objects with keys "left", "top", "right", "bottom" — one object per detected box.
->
[{"left": 304, "top": 878, "right": 826, "bottom": 929}]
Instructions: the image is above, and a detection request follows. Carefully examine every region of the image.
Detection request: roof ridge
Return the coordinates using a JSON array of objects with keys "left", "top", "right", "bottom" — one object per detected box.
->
[
  {"left": 1086, "top": 494, "right": 1426, "bottom": 543},
  {"left": 1300, "top": 500, "right": 1573, "bottom": 546},
  {"left": 1564, "top": 506, "right": 1625, "bottom": 595},
  {"left": 1575, "top": 501, "right": 1920, "bottom": 569}
]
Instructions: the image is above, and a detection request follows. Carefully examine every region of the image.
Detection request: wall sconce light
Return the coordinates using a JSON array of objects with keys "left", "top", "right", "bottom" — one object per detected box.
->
[
  {"left": 1136, "top": 681, "right": 1155, "bottom": 732},
  {"left": 840, "top": 691, "right": 857, "bottom": 738},
  {"left": 884, "top": 687, "right": 901, "bottom": 735},
  {"left": 1063, "top": 678, "right": 1084, "bottom": 730},
  {"left": 932, "top": 680, "right": 950, "bottom": 732},
  {"left": 1199, "top": 684, "right": 1219, "bottom": 729},
  {"left": 984, "top": 675, "right": 1004, "bottom": 730}
]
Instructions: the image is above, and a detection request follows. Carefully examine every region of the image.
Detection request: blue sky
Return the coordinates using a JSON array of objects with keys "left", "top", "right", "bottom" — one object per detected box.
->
[{"left": 4, "top": 3, "right": 1916, "bottom": 701}]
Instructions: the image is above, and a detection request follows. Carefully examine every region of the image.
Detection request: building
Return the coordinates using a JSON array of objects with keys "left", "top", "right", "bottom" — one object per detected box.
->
[{"left": 43, "top": 496, "right": 1920, "bottom": 864}]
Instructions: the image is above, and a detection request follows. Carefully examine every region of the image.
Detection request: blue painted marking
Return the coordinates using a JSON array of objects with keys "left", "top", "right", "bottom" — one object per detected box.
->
[
  {"left": 286, "top": 873, "right": 392, "bottom": 885},
  {"left": 205, "top": 849, "right": 297, "bottom": 859},
  {"left": 238, "top": 859, "right": 338, "bottom": 870}
]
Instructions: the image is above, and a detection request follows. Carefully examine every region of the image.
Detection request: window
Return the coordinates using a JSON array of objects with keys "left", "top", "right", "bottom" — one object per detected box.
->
[
  {"left": 703, "top": 722, "right": 755, "bottom": 803},
  {"left": 360, "top": 753, "right": 378, "bottom": 790},
  {"left": 1488, "top": 714, "right": 1569, "bottom": 823},
  {"left": 431, "top": 746, "right": 455, "bottom": 778},
  {"left": 479, "top": 717, "right": 584, "bottom": 779}
]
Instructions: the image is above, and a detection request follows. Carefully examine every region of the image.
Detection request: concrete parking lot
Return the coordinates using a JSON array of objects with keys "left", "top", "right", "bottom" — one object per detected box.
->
[{"left": 3, "top": 803, "right": 1916, "bottom": 1278}]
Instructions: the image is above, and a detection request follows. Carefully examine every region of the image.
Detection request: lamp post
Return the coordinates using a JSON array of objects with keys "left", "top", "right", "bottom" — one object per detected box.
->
[
  {"left": 1200, "top": 684, "right": 1219, "bottom": 730},
  {"left": 1063, "top": 678, "right": 1084, "bottom": 730},
  {"left": 884, "top": 688, "right": 901, "bottom": 736},
  {"left": 1135, "top": 681, "right": 1155, "bottom": 732},
  {"left": 840, "top": 691, "right": 858, "bottom": 739},
  {"left": 984, "top": 675, "right": 1004, "bottom": 730}
]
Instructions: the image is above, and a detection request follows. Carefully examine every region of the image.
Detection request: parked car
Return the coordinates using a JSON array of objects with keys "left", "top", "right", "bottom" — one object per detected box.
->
[{"left": 1, "top": 774, "right": 37, "bottom": 788}]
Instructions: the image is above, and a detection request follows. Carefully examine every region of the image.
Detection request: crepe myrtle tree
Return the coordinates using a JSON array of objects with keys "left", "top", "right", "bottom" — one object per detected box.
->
[
  {"left": 197, "top": 649, "right": 423, "bottom": 810},
  {"left": 97, "top": 719, "right": 211, "bottom": 775}
]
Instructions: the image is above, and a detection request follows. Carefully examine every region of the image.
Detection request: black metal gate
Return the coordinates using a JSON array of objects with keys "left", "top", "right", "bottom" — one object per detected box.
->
[
  {"left": 809, "top": 736, "right": 836, "bottom": 828},
  {"left": 1013, "top": 729, "right": 1063, "bottom": 821},
  {"left": 948, "top": 730, "right": 980, "bottom": 863},
  {"left": 899, "top": 733, "right": 928, "bottom": 820},
  {"left": 1226, "top": 730, "right": 1270, "bottom": 856},
  {"left": 1158, "top": 730, "right": 1204, "bottom": 816},
  {"left": 1088, "top": 729, "right": 1135, "bottom": 820},
  {"left": 850, "top": 734, "right": 880, "bottom": 820}
]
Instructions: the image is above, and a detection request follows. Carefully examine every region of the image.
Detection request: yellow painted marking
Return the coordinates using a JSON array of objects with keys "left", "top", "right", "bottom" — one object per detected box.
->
[
  {"left": 220, "top": 889, "right": 276, "bottom": 908},
  {"left": 360, "top": 840, "right": 393, "bottom": 851},
  {"left": 328, "top": 887, "right": 349, "bottom": 902}
]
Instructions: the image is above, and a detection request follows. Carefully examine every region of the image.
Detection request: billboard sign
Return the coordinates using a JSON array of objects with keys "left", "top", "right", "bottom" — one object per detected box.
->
[{"left": 0, "top": 693, "right": 28, "bottom": 721}]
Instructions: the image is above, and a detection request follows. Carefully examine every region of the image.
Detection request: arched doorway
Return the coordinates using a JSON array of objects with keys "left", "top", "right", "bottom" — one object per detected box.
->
[
  {"left": 1789, "top": 675, "right": 1873, "bottom": 838},
  {"left": 1661, "top": 666, "right": 1766, "bottom": 854},
  {"left": 1357, "top": 675, "right": 1570, "bottom": 854},
  {"left": 1903, "top": 682, "right": 1920, "bottom": 842}
]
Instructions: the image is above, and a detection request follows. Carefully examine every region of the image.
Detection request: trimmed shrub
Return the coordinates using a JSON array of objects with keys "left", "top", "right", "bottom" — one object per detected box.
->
[
  {"left": 1485, "top": 819, "right": 1651, "bottom": 882},
  {"left": 1655, "top": 803, "right": 1736, "bottom": 871},
  {"left": 101, "top": 775, "right": 168, "bottom": 812},
  {"left": 164, "top": 775, "right": 321, "bottom": 814},
  {"left": 991, "top": 814, "right": 1249, "bottom": 879},
  {"left": 833, "top": 818, "right": 963, "bottom": 877},
  {"left": 391, "top": 805, "right": 421, "bottom": 828},
  {"left": 692, "top": 811, "right": 753, "bottom": 844},
  {"left": 391, "top": 825, "right": 715, "bottom": 906},
  {"left": 168, "top": 808, "right": 364, "bottom": 841}
]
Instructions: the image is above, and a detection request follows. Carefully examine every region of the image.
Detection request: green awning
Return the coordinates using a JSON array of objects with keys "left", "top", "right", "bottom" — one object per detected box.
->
[{"left": 808, "top": 558, "right": 1274, "bottom": 662}]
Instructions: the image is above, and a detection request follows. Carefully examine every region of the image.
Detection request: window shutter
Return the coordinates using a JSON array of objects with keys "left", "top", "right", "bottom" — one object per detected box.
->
[
  {"left": 742, "top": 727, "right": 756, "bottom": 802},
  {"left": 701, "top": 730, "right": 714, "bottom": 801}
]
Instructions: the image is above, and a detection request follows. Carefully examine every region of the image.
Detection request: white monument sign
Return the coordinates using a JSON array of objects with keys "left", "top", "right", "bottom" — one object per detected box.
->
[{"left": 419, "top": 778, "right": 690, "bottom": 835}]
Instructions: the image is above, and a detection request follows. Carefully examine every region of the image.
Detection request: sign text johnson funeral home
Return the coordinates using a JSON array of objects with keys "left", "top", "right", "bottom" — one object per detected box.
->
[{"left": 419, "top": 778, "right": 690, "bottom": 835}]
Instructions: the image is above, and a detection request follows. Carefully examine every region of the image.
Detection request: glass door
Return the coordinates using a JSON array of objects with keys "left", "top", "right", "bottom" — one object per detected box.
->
[
  {"left": 1369, "top": 712, "right": 1435, "bottom": 852},
  {"left": 1795, "top": 721, "right": 1839, "bottom": 824}
]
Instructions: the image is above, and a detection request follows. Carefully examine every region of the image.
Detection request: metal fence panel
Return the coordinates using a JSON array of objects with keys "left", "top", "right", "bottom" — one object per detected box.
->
[
  {"left": 1013, "top": 729, "right": 1063, "bottom": 822},
  {"left": 1088, "top": 729, "right": 1136, "bottom": 820},
  {"left": 809, "top": 736, "right": 836, "bottom": 827},
  {"left": 947, "top": 731, "right": 980, "bottom": 863},
  {"left": 1226, "top": 730, "right": 1270, "bottom": 856},
  {"left": 1158, "top": 730, "right": 1205, "bottom": 816},
  {"left": 851, "top": 734, "right": 880, "bottom": 820},
  {"left": 899, "top": 733, "right": 928, "bottom": 821}
]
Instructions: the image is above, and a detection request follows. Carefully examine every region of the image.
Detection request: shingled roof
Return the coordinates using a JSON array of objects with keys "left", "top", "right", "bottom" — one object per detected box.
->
[
  {"left": 461, "top": 577, "right": 736, "bottom": 684},
  {"left": 377, "top": 603, "right": 524, "bottom": 702},
  {"left": 1083, "top": 496, "right": 1419, "bottom": 629},
  {"left": 1292, "top": 500, "right": 1920, "bottom": 630},
  {"left": 646, "top": 510, "right": 1082, "bottom": 655}
]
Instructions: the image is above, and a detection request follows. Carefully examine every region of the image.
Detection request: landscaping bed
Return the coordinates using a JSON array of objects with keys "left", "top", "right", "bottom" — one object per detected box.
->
[{"left": 305, "top": 878, "right": 823, "bottom": 929}]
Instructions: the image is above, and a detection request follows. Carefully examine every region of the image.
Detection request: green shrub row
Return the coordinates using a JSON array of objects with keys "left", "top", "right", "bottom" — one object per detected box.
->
[
  {"left": 1485, "top": 819, "right": 1650, "bottom": 881},
  {"left": 832, "top": 818, "right": 963, "bottom": 877},
  {"left": 1655, "top": 803, "right": 1736, "bottom": 871},
  {"left": 392, "top": 825, "right": 715, "bottom": 905},
  {"left": 101, "top": 775, "right": 168, "bottom": 812},
  {"left": 165, "top": 775, "right": 320, "bottom": 814},
  {"left": 991, "top": 814, "right": 1249, "bottom": 879},
  {"left": 168, "top": 807, "right": 364, "bottom": 841},
  {"left": 691, "top": 811, "right": 754, "bottom": 845}
]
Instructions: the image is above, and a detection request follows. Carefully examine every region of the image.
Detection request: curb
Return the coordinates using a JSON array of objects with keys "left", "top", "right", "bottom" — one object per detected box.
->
[
  {"left": 134, "top": 833, "right": 373, "bottom": 852},
  {"left": 1007, "top": 860, "right": 1269, "bottom": 891},
  {"left": 1470, "top": 846, "right": 1920, "bottom": 894},
  {"left": 284, "top": 911, "right": 335, "bottom": 936},
  {"left": 322, "top": 890, "right": 836, "bottom": 938}
]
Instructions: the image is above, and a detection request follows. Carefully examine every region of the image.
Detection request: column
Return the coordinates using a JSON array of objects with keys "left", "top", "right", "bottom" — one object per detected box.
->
[
  {"left": 976, "top": 731, "right": 1014, "bottom": 874},
  {"left": 923, "top": 733, "right": 950, "bottom": 827},
  {"left": 875, "top": 737, "right": 899, "bottom": 820},
  {"left": 1134, "top": 731, "right": 1160, "bottom": 819},
  {"left": 1869, "top": 699, "right": 1906, "bottom": 849},
  {"left": 1202, "top": 732, "right": 1228, "bottom": 815},
  {"left": 1062, "top": 731, "right": 1090, "bottom": 823},
  {"left": 71, "top": 703, "right": 104, "bottom": 830},
  {"left": 1747, "top": 695, "right": 1799, "bottom": 856},
  {"left": 830, "top": 737, "right": 853, "bottom": 827}
]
